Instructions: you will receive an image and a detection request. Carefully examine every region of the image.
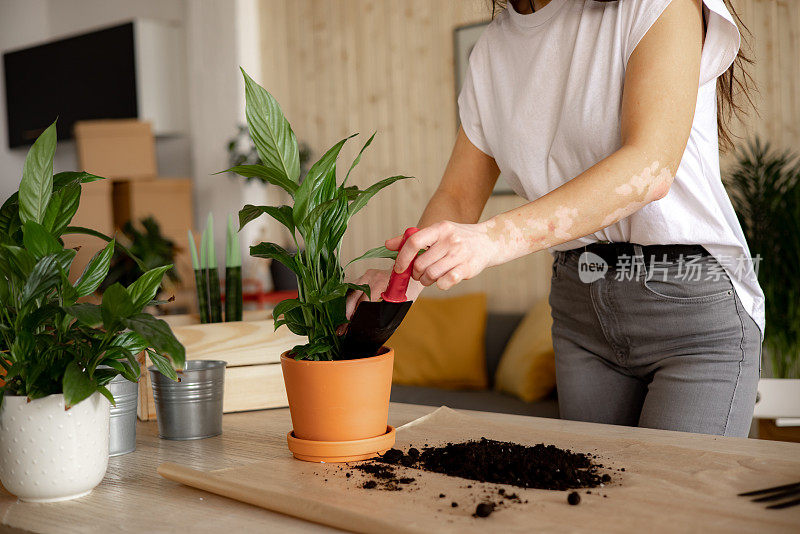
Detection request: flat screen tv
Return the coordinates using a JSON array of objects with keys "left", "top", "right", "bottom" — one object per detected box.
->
[{"left": 3, "top": 22, "right": 137, "bottom": 148}]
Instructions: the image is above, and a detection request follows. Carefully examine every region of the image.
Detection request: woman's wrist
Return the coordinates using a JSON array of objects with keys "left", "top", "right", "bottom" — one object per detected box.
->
[{"left": 479, "top": 213, "right": 544, "bottom": 266}]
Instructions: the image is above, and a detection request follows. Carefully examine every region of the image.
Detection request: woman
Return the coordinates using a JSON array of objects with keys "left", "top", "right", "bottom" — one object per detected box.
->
[{"left": 347, "top": 0, "right": 763, "bottom": 437}]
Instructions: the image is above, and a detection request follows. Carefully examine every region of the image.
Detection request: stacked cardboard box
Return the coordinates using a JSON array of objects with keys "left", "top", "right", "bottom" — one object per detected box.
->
[{"left": 70, "top": 120, "right": 194, "bottom": 303}]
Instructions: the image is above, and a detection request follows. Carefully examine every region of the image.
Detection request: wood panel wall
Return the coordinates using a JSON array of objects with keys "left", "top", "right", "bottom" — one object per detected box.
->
[
  {"left": 257, "top": 0, "right": 798, "bottom": 313},
  {"left": 722, "top": 0, "right": 800, "bottom": 169}
]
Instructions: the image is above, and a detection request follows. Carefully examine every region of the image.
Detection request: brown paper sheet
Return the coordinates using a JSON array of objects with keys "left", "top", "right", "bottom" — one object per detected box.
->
[{"left": 159, "top": 407, "right": 800, "bottom": 533}]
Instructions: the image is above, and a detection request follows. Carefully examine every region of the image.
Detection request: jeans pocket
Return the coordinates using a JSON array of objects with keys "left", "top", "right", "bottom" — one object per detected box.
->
[{"left": 639, "top": 255, "right": 734, "bottom": 304}]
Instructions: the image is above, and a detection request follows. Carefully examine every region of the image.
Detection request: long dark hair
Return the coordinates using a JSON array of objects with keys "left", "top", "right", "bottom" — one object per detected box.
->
[{"left": 491, "top": 0, "right": 755, "bottom": 152}]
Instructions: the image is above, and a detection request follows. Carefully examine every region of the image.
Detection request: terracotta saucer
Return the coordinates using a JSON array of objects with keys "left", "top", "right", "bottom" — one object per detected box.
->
[{"left": 286, "top": 425, "right": 396, "bottom": 463}]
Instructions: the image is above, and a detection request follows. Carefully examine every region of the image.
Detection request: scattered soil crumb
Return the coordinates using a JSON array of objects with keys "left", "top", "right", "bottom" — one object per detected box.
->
[
  {"left": 363, "top": 480, "right": 377, "bottom": 489},
  {"left": 568, "top": 492, "right": 581, "bottom": 505},
  {"left": 474, "top": 502, "right": 495, "bottom": 518}
]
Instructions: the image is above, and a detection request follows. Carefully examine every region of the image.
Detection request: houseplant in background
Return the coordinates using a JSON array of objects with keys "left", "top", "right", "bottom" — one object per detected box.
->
[
  {"left": 726, "top": 139, "right": 800, "bottom": 422},
  {"left": 100, "top": 216, "right": 181, "bottom": 296},
  {"left": 0, "top": 121, "right": 186, "bottom": 501},
  {"left": 232, "top": 69, "right": 410, "bottom": 461}
]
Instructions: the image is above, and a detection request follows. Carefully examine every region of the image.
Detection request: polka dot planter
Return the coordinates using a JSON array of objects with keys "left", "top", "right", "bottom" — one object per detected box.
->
[{"left": 0, "top": 392, "right": 110, "bottom": 502}]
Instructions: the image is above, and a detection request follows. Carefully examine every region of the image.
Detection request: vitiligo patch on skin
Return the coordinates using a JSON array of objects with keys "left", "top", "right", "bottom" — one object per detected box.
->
[{"left": 602, "top": 160, "right": 673, "bottom": 227}]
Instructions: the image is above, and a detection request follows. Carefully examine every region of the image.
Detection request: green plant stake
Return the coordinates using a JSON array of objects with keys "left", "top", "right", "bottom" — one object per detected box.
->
[
  {"left": 225, "top": 215, "right": 243, "bottom": 322},
  {"left": 205, "top": 213, "right": 223, "bottom": 323},
  {"left": 188, "top": 229, "right": 210, "bottom": 324},
  {"left": 230, "top": 69, "right": 409, "bottom": 361}
]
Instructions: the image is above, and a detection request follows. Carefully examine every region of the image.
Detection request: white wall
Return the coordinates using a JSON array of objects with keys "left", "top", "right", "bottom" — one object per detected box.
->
[
  {"left": 0, "top": 0, "right": 52, "bottom": 202},
  {"left": 0, "top": 0, "right": 192, "bottom": 202},
  {"left": 0, "top": 0, "right": 263, "bottom": 273}
]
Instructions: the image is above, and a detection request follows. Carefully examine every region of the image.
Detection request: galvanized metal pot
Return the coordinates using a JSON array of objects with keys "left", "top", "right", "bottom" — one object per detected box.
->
[
  {"left": 149, "top": 360, "right": 226, "bottom": 440},
  {"left": 107, "top": 375, "right": 139, "bottom": 456}
]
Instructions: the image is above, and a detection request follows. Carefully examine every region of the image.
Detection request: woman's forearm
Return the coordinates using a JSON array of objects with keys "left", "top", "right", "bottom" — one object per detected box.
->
[
  {"left": 418, "top": 186, "right": 480, "bottom": 227},
  {"left": 483, "top": 144, "right": 675, "bottom": 265}
]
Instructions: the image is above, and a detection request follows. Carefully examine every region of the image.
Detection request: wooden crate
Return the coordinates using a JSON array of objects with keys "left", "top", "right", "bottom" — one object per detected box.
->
[{"left": 138, "top": 312, "right": 305, "bottom": 420}]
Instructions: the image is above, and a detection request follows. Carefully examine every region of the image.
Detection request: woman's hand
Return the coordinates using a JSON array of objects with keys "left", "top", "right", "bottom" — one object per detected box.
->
[{"left": 389, "top": 220, "right": 501, "bottom": 291}]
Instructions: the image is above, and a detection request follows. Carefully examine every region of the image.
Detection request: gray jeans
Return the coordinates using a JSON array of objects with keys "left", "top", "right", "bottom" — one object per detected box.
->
[{"left": 549, "top": 245, "right": 761, "bottom": 437}]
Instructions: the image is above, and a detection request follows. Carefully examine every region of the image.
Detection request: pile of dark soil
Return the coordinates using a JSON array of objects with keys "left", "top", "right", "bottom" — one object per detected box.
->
[{"left": 378, "top": 438, "right": 610, "bottom": 491}]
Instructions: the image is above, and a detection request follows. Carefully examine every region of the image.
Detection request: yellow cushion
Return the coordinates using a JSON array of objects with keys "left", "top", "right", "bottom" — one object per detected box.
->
[
  {"left": 494, "top": 298, "right": 556, "bottom": 402},
  {"left": 388, "top": 293, "right": 488, "bottom": 390}
]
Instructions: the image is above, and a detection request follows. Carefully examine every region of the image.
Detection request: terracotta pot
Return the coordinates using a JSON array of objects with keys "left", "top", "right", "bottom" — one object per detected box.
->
[{"left": 280, "top": 347, "right": 395, "bottom": 461}]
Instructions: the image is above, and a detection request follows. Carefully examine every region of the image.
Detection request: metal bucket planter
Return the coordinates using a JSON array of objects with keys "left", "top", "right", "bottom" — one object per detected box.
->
[
  {"left": 107, "top": 375, "right": 139, "bottom": 456},
  {"left": 149, "top": 360, "right": 226, "bottom": 440}
]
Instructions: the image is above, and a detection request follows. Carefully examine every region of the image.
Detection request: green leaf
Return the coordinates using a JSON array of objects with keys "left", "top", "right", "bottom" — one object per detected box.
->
[
  {"left": 20, "top": 254, "right": 62, "bottom": 306},
  {"left": 343, "top": 132, "right": 375, "bottom": 185},
  {"left": 42, "top": 181, "right": 80, "bottom": 235},
  {"left": 148, "top": 350, "right": 178, "bottom": 381},
  {"left": 127, "top": 265, "right": 171, "bottom": 310},
  {"left": 22, "top": 220, "right": 61, "bottom": 259},
  {"left": 62, "top": 226, "right": 146, "bottom": 271},
  {"left": 250, "top": 242, "right": 297, "bottom": 273},
  {"left": 97, "top": 384, "right": 116, "bottom": 405},
  {"left": 73, "top": 239, "right": 115, "bottom": 297},
  {"left": 0, "top": 193, "right": 20, "bottom": 238},
  {"left": 63, "top": 362, "right": 97, "bottom": 408},
  {"left": 66, "top": 303, "right": 103, "bottom": 327},
  {"left": 53, "top": 171, "right": 104, "bottom": 186},
  {"left": 218, "top": 165, "right": 298, "bottom": 196},
  {"left": 294, "top": 135, "right": 354, "bottom": 225},
  {"left": 302, "top": 197, "right": 340, "bottom": 230},
  {"left": 346, "top": 245, "right": 398, "bottom": 266},
  {"left": 101, "top": 283, "right": 135, "bottom": 326},
  {"left": 1, "top": 245, "right": 36, "bottom": 280},
  {"left": 271, "top": 298, "right": 302, "bottom": 322},
  {"left": 112, "top": 331, "right": 149, "bottom": 355},
  {"left": 241, "top": 68, "right": 300, "bottom": 182},
  {"left": 239, "top": 204, "right": 295, "bottom": 235},
  {"left": 125, "top": 314, "right": 186, "bottom": 370},
  {"left": 349, "top": 175, "right": 412, "bottom": 217},
  {"left": 18, "top": 120, "right": 57, "bottom": 224}
]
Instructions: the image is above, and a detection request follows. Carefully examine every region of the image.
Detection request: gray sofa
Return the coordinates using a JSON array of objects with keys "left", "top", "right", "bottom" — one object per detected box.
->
[{"left": 390, "top": 313, "right": 560, "bottom": 418}]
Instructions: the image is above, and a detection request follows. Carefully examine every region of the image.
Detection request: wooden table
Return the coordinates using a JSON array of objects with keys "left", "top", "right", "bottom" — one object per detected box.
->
[{"left": 2, "top": 404, "right": 799, "bottom": 533}]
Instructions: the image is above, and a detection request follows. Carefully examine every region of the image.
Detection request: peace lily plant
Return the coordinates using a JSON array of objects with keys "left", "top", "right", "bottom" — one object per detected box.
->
[
  {"left": 233, "top": 69, "right": 408, "bottom": 362},
  {"left": 0, "top": 121, "right": 185, "bottom": 502},
  {"left": 231, "top": 70, "right": 409, "bottom": 461}
]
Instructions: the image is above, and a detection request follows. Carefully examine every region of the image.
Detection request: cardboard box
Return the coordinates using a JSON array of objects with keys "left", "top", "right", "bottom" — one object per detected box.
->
[
  {"left": 75, "top": 119, "right": 157, "bottom": 180},
  {"left": 62, "top": 180, "right": 114, "bottom": 283},
  {"left": 137, "top": 311, "right": 304, "bottom": 420},
  {"left": 112, "top": 178, "right": 194, "bottom": 283}
]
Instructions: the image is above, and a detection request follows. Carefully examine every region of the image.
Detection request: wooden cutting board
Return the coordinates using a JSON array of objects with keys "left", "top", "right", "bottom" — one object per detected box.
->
[{"left": 159, "top": 407, "right": 800, "bottom": 533}]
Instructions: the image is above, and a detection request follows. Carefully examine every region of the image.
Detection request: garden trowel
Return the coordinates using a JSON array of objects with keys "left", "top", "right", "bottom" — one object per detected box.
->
[{"left": 341, "top": 227, "right": 420, "bottom": 359}]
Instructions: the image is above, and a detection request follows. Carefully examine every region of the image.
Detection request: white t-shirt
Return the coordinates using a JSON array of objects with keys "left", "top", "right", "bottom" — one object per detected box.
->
[{"left": 458, "top": 0, "right": 765, "bottom": 333}]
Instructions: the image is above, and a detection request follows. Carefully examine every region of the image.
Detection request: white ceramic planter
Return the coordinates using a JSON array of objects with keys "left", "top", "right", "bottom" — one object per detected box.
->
[{"left": 0, "top": 392, "right": 110, "bottom": 502}]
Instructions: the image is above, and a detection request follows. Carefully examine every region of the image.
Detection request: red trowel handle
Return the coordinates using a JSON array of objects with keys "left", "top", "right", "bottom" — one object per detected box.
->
[{"left": 382, "top": 227, "right": 420, "bottom": 303}]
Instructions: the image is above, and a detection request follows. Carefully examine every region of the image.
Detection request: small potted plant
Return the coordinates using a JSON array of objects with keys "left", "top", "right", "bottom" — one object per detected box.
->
[
  {"left": 0, "top": 121, "right": 186, "bottom": 501},
  {"left": 726, "top": 139, "right": 800, "bottom": 421},
  {"left": 233, "top": 70, "right": 409, "bottom": 462}
]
